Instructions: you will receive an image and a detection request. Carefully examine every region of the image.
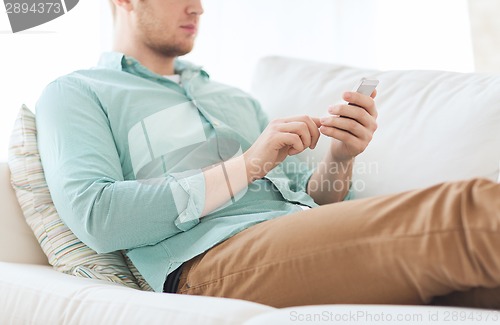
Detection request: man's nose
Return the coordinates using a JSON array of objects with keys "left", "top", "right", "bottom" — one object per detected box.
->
[{"left": 187, "top": 0, "right": 204, "bottom": 16}]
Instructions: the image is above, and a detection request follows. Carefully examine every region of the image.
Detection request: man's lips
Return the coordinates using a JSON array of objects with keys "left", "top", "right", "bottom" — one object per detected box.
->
[{"left": 180, "top": 24, "right": 197, "bottom": 33}]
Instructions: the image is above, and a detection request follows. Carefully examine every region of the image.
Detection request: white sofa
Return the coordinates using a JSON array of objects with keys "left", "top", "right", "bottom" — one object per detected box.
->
[{"left": 1, "top": 56, "right": 500, "bottom": 324}]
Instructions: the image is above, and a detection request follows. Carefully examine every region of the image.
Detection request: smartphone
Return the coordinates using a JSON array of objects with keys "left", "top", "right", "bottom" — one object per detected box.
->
[{"left": 348, "top": 78, "right": 379, "bottom": 107}]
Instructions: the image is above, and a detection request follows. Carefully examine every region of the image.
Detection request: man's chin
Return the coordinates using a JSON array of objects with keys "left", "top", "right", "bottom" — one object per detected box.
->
[
  {"left": 176, "top": 48, "right": 194, "bottom": 57},
  {"left": 157, "top": 43, "right": 195, "bottom": 58}
]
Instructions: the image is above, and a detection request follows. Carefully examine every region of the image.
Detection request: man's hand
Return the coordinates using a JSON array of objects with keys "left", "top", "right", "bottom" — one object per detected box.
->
[
  {"left": 244, "top": 115, "right": 321, "bottom": 181},
  {"left": 306, "top": 90, "right": 377, "bottom": 205},
  {"left": 202, "top": 115, "right": 321, "bottom": 217},
  {"left": 319, "top": 90, "right": 378, "bottom": 162}
]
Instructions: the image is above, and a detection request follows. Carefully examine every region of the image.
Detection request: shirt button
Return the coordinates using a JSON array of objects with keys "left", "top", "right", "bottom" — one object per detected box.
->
[
  {"left": 126, "top": 60, "right": 132, "bottom": 65},
  {"left": 213, "top": 120, "right": 220, "bottom": 126},
  {"left": 192, "top": 100, "right": 198, "bottom": 107}
]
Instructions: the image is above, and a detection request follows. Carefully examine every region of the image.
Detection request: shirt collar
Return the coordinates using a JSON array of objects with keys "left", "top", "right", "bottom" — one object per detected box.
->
[{"left": 97, "top": 51, "right": 209, "bottom": 79}]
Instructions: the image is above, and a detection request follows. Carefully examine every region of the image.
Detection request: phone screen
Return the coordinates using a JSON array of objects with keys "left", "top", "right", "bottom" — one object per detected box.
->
[
  {"left": 348, "top": 78, "right": 379, "bottom": 107},
  {"left": 353, "top": 78, "right": 379, "bottom": 97}
]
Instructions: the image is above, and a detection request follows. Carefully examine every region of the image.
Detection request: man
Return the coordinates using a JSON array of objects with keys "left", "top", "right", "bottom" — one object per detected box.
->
[{"left": 36, "top": 0, "right": 500, "bottom": 308}]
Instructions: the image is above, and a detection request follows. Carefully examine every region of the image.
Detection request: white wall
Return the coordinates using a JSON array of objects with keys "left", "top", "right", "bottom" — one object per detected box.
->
[
  {"left": 0, "top": 0, "right": 475, "bottom": 161},
  {"left": 185, "top": 0, "right": 379, "bottom": 91},
  {"left": 375, "top": 0, "right": 474, "bottom": 72},
  {"left": 0, "top": 0, "right": 106, "bottom": 161},
  {"left": 185, "top": 0, "right": 473, "bottom": 91},
  {"left": 468, "top": 0, "right": 500, "bottom": 73}
]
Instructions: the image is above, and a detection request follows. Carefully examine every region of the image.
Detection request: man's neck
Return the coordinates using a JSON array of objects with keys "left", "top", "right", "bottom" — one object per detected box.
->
[
  {"left": 134, "top": 51, "right": 176, "bottom": 76},
  {"left": 120, "top": 49, "right": 175, "bottom": 76},
  {"left": 113, "top": 41, "right": 175, "bottom": 76}
]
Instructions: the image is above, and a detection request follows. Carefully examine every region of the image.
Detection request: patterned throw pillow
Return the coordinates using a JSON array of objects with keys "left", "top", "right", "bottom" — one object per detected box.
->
[{"left": 8, "top": 105, "right": 152, "bottom": 291}]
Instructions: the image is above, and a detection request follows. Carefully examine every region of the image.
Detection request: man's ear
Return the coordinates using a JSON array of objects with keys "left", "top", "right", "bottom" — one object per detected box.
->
[{"left": 112, "top": 0, "right": 134, "bottom": 13}]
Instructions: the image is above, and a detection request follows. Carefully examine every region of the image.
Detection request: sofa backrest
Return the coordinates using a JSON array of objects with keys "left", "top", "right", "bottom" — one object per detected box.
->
[
  {"left": 251, "top": 56, "right": 500, "bottom": 199},
  {"left": 0, "top": 162, "right": 48, "bottom": 265}
]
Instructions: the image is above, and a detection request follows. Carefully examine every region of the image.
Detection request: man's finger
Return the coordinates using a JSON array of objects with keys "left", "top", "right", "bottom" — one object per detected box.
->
[
  {"left": 281, "top": 116, "right": 321, "bottom": 149},
  {"left": 277, "top": 121, "right": 312, "bottom": 149},
  {"left": 343, "top": 92, "right": 377, "bottom": 118}
]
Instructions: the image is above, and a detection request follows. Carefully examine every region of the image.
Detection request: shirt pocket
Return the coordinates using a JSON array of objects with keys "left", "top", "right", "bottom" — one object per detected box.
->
[
  {"left": 201, "top": 94, "right": 263, "bottom": 144},
  {"left": 128, "top": 102, "right": 208, "bottom": 178}
]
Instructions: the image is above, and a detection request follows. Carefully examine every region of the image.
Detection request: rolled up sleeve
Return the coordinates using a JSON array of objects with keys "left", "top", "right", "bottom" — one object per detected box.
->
[{"left": 170, "top": 172, "right": 205, "bottom": 231}]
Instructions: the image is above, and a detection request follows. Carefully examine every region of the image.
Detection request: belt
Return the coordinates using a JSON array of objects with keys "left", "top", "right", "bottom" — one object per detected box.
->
[{"left": 163, "top": 264, "right": 184, "bottom": 293}]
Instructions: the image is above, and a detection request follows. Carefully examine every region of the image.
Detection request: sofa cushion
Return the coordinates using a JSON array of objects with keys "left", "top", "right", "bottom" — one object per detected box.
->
[
  {"left": 251, "top": 56, "right": 500, "bottom": 198},
  {"left": 8, "top": 105, "right": 152, "bottom": 291},
  {"left": 0, "top": 262, "right": 274, "bottom": 325}
]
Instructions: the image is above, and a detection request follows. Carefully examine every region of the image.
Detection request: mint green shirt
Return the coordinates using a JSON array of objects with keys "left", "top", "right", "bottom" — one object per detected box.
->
[{"left": 36, "top": 52, "right": 319, "bottom": 292}]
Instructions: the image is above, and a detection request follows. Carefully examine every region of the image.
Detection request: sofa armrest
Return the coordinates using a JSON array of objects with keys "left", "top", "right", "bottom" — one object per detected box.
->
[{"left": 0, "top": 163, "right": 48, "bottom": 265}]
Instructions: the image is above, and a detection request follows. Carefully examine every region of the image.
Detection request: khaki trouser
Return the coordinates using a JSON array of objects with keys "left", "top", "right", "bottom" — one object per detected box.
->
[{"left": 176, "top": 179, "right": 500, "bottom": 309}]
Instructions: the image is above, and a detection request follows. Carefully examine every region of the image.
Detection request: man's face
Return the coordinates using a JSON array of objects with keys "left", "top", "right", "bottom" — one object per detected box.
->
[{"left": 132, "top": 0, "right": 203, "bottom": 58}]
